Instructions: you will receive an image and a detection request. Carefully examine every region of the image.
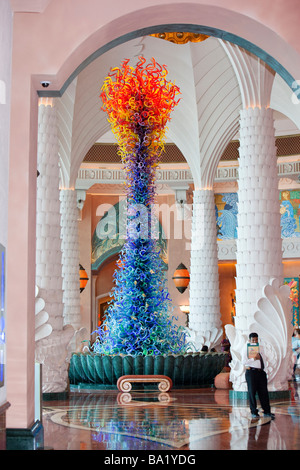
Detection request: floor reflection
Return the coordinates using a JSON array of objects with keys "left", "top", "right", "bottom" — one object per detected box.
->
[{"left": 43, "top": 383, "right": 300, "bottom": 450}]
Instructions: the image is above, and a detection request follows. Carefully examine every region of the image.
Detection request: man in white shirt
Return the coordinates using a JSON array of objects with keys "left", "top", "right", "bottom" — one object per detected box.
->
[{"left": 241, "top": 332, "right": 275, "bottom": 420}]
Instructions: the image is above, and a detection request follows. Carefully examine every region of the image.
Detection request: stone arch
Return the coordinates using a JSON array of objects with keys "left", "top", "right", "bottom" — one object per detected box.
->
[
  {"left": 33, "top": 6, "right": 300, "bottom": 189},
  {"left": 36, "top": 5, "right": 300, "bottom": 100}
]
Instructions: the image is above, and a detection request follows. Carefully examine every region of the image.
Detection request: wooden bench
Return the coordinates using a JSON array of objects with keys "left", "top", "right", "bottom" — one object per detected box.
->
[{"left": 117, "top": 375, "right": 173, "bottom": 392}]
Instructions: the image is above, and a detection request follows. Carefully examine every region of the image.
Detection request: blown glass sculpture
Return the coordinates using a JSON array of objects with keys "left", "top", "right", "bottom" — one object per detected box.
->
[{"left": 92, "top": 57, "right": 188, "bottom": 356}]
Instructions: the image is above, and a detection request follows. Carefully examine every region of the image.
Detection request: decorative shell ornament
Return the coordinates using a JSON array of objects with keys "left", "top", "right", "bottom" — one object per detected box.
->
[
  {"left": 35, "top": 285, "right": 52, "bottom": 342},
  {"left": 225, "top": 324, "right": 248, "bottom": 391},
  {"left": 35, "top": 287, "right": 75, "bottom": 393},
  {"left": 185, "top": 326, "right": 223, "bottom": 351},
  {"left": 225, "top": 278, "right": 294, "bottom": 392},
  {"left": 249, "top": 278, "right": 294, "bottom": 391}
]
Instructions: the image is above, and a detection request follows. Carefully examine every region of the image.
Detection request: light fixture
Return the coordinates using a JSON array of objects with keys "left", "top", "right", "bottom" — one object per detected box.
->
[
  {"left": 79, "top": 264, "right": 89, "bottom": 293},
  {"left": 180, "top": 305, "right": 190, "bottom": 314},
  {"left": 172, "top": 263, "right": 190, "bottom": 293}
]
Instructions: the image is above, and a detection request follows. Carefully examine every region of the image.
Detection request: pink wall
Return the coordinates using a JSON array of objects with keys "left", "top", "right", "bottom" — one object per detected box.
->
[
  {"left": 0, "top": 0, "right": 12, "bottom": 410},
  {"left": 7, "top": 0, "right": 300, "bottom": 429},
  {"left": 11, "top": 0, "right": 300, "bottom": 94}
]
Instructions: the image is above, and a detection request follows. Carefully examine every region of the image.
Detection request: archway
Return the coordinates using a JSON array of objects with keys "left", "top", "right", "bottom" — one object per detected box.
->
[
  {"left": 33, "top": 5, "right": 300, "bottom": 98},
  {"left": 7, "top": 0, "right": 300, "bottom": 431}
]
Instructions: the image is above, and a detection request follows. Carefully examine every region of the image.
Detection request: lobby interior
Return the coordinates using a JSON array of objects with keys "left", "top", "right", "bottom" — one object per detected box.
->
[{"left": 1, "top": 0, "right": 300, "bottom": 452}]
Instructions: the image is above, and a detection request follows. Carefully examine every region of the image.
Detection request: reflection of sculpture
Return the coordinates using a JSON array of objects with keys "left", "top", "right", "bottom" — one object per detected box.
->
[{"left": 117, "top": 392, "right": 171, "bottom": 404}]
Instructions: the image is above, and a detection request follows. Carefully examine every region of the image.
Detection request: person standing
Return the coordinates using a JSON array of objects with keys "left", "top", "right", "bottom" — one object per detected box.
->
[{"left": 242, "top": 332, "right": 275, "bottom": 420}]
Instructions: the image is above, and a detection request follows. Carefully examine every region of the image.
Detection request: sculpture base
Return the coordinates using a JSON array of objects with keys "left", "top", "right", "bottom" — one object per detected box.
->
[
  {"left": 117, "top": 374, "right": 172, "bottom": 392},
  {"left": 69, "top": 352, "right": 228, "bottom": 388}
]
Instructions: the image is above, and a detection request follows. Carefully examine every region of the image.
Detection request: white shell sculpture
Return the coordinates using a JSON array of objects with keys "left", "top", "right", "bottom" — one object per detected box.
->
[
  {"left": 225, "top": 324, "right": 248, "bottom": 391},
  {"left": 249, "top": 278, "right": 294, "bottom": 391},
  {"left": 35, "top": 284, "right": 75, "bottom": 393},
  {"left": 225, "top": 278, "right": 294, "bottom": 392},
  {"left": 186, "top": 326, "right": 223, "bottom": 351},
  {"left": 35, "top": 285, "right": 52, "bottom": 342}
]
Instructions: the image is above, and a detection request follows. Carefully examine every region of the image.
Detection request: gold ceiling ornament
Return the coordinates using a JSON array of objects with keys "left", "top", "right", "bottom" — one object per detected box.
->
[{"left": 150, "top": 32, "right": 209, "bottom": 44}]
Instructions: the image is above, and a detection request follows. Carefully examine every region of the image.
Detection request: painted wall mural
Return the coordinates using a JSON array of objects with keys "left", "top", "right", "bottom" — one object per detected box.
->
[
  {"left": 215, "top": 193, "right": 238, "bottom": 240},
  {"left": 92, "top": 190, "right": 299, "bottom": 268},
  {"left": 280, "top": 190, "right": 300, "bottom": 238},
  {"left": 215, "top": 190, "right": 300, "bottom": 327},
  {"left": 91, "top": 192, "right": 300, "bottom": 326},
  {"left": 284, "top": 277, "right": 299, "bottom": 327},
  {"left": 215, "top": 190, "right": 300, "bottom": 239}
]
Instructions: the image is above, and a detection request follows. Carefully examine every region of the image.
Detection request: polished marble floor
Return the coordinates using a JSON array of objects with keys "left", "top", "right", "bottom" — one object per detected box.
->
[{"left": 42, "top": 380, "right": 300, "bottom": 451}]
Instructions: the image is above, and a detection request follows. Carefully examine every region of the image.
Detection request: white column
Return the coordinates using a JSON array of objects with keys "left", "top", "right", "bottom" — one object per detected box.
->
[
  {"left": 36, "top": 102, "right": 74, "bottom": 393},
  {"left": 234, "top": 107, "right": 283, "bottom": 335},
  {"left": 225, "top": 107, "right": 292, "bottom": 393},
  {"left": 188, "top": 188, "right": 223, "bottom": 349},
  {"left": 60, "top": 188, "right": 81, "bottom": 329}
]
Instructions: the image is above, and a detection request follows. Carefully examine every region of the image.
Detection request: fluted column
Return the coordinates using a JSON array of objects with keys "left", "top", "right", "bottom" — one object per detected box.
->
[
  {"left": 234, "top": 107, "right": 283, "bottom": 335},
  {"left": 36, "top": 101, "right": 74, "bottom": 393},
  {"left": 60, "top": 188, "right": 81, "bottom": 329},
  {"left": 188, "top": 188, "right": 223, "bottom": 349},
  {"left": 225, "top": 107, "right": 293, "bottom": 393}
]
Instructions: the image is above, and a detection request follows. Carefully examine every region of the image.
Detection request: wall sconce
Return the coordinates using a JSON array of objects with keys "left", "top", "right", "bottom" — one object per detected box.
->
[
  {"left": 79, "top": 264, "right": 89, "bottom": 293},
  {"left": 179, "top": 305, "right": 190, "bottom": 314},
  {"left": 172, "top": 263, "right": 190, "bottom": 293}
]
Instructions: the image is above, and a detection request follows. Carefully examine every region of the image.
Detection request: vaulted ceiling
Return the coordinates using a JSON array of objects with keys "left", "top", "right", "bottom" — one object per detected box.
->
[{"left": 55, "top": 35, "right": 300, "bottom": 190}]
